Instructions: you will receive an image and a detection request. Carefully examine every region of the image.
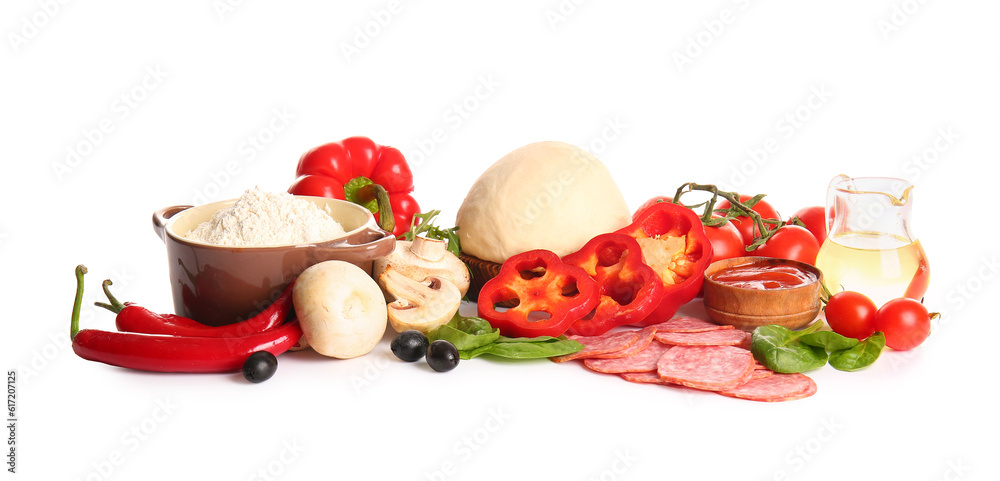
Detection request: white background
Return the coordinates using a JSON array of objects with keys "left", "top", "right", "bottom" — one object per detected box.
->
[{"left": 2, "top": 1, "right": 998, "bottom": 480}]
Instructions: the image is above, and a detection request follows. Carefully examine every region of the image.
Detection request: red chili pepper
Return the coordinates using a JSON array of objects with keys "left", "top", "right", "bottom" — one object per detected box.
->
[
  {"left": 71, "top": 266, "right": 302, "bottom": 373},
  {"left": 615, "top": 202, "right": 714, "bottom": 326},
  {"left": 287, "top": 136, "right": 420, "bottom": 237},
  {"left": 100, "top": 279, "right": 295, "bottom": 337},
  {"left": 477, "top": 250, "right": 599, "bottom": 338},
  {"left": 561, "top": 233, "right": 665, "bottom": 336}
]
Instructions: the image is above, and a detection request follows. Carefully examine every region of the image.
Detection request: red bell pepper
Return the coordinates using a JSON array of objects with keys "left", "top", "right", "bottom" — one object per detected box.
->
[
  {"left": 477, "top": 249, "right": 599, "bottom": 338},
  {"left": 615, "top": 202, "right": 714, "bottom": 326},
  {"left": 562, "top": 233, "right": 665, "bottom": 336},
  {"left": 287, "top": 136, "right": 420, "bottom": 237}
]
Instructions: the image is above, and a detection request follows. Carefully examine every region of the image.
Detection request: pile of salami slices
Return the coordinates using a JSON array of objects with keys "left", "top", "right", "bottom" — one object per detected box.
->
[{"left": 552, "top": 316, "right": 817, "bottom": 402}]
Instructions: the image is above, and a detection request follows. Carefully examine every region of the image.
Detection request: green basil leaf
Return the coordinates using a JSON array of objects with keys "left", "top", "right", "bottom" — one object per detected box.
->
[
  {"left": 495, "top": 335, "right": 564, "bottom": 343},
  {"left": 428, "top": 323, "right": 499, "bottom": 352},
  {"left": 829, "top": 332, "right": 885, "bottom": 372},
  {"left": 751, "top": 324, "right": 829, "bottom": 373},
  {"left": 799, "top": 331, "right": 860, "bottom": 352},
  {"left": 466, "top": 339, "right": 584, "bottom": 359},
  {"left": 455, "top": 315, "right": 494, "bottom": 337}
]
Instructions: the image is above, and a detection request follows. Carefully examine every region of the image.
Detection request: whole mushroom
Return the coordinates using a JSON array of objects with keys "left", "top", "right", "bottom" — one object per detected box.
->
[{"left": 293, "top": 260, "right": 387, "bottom": 359}]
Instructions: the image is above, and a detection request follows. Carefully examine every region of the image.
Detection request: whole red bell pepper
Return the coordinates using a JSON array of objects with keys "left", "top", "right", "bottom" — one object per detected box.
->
[
  {"left": 615, "top": 202, "right": 714, "bottom": 326},
  {"left": 477, "top": 249, "right": 599, "bottom": 338},
  {"left": 287, "top": 136, "right": 420, "bottom": 237},
  {"left": 562, "top": 233, "right": 665, "bottom": 336}
]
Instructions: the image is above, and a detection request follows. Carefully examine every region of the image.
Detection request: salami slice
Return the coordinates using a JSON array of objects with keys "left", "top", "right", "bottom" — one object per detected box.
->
[
  {"left": 590, "top": 326, "right": 658, "bottom": 359},
  {"left": 717, "top": 373, "right": 817, "bottom": 402},
  {"left": 584, "top": 341, "right": 672, "bottom": 374},
  {"left": 655, "top": 345, "right": 755, "bottom": 391},
  {"left": 737, "top": 330, "right": 753, "bottom": 350},
  {"left": 749, "top": 368, "right": 774, "bottom": 381},
  {"left": 649, "top": 316, "right": 733, "bottom": 333},
  {"left": 549, "top": 331, "right": 639, "bottom": 363},
  {"left": 654, "top": 329, "right": 748, "bottom": 347},
  {"left": 620, "top": 371, "right": 665, "bottom": 384}
]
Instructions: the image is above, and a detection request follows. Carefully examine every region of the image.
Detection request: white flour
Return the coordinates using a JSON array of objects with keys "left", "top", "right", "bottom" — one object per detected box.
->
[{"left": 184, "top": 187, "right": 347, "bottom": 246}]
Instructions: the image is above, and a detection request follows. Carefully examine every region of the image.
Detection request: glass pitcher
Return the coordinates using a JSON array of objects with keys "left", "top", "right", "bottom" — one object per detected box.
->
[{"left": 814, "top": 175, "right": 930, "bottom": 308}]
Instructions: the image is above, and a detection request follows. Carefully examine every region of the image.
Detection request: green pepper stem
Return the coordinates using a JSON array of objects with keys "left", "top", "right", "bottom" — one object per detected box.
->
[
  {"left": 71, "top": 265, "right": 87, "bottom": 339},
  {"left": 347, "top": 176, "right": 395, "bottom": 233},
  {"left": 367, "top": 183, "right": 395, "bottom": 233}
]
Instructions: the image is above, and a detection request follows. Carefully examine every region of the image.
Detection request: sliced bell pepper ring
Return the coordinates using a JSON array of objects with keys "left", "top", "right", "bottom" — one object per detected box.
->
[
  {"left": 562, "top": 233, "right": 665, "bottom": 336},
  {"left": 615, "top": 201, "right": 714, "bottom": 326},
  {"left": 477, "top": 249, "right": 599, "bottom": 338},
  {"left": 287, "top": 136, "right": 420, "bottom": 237}
]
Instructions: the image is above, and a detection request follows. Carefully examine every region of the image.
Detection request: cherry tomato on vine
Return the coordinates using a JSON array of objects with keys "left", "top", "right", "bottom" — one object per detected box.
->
[
  {"left": 791, "top": 206, "right": 827, "bottom": 246},
  {"left": 752, "top": 225, "right": 820, "bottom": 265},
  {"left": 825, "top": 291, "right": 877, "bottom": 340},
  {"left": 704, "top": 217, "right": 744, "bottom": 261},
  {"left": 717, "top": 196, "right": 779, "bottom": 246},
  {"left": 633, "top": 196, "right": 673, "bottom": 221},
  {"left": 874, "top": 298, "right": 932, "bottom": 351}
]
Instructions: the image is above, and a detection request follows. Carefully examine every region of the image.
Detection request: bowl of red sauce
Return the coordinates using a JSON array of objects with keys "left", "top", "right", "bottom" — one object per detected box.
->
[{"left": 702, "top": 256, "right": 823, "bottom": 331}]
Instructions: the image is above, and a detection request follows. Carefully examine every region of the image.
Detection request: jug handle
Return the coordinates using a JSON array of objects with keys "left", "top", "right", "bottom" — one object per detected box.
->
[
  {"left": 152, "top": 205, "right": 193, "bottom": 243},
  {"left": 826, "top": 174, "right": 851, "bottom": 236}
]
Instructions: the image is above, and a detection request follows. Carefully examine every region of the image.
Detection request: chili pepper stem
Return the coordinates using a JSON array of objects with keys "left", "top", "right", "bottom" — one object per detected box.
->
[
  {"left": 94, "top": 302, "right": 116, "bottom": 312},
  {"left": 71, "top": 265, "right": 87, "bottom": 339},
  {"left": 99, "top": 279, "right": 127, "bottom": 313}
]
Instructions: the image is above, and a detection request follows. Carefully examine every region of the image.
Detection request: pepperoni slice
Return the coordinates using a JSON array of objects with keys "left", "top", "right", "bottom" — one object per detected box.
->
[
  {"left": 654, "top": 329, "right": 748, "bottom": 347},
  {"left": 620, "top": 371, "right": 665, "bottom": 384},
  {"left": 549, "top": 330, "right": 640, "bottom": 363},
  {"left": 717, "top": 373, "right": 817, "bottom": 402},
  {"left": 584, "top": 341, "right": 672, "bottom": 374},
  {"left": 655, "top": 345, "right": 755, "bottom": 391},
  {"left": 649, "top": 316, "right": 733, "bottom": 333},
  {"left": 590, "top": 326, "right": 658, "bottom": 359}
]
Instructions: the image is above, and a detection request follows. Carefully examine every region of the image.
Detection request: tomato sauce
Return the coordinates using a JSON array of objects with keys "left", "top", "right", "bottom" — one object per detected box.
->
[{"left": 710, "top": 263, "right": 817, "bottom": 290}]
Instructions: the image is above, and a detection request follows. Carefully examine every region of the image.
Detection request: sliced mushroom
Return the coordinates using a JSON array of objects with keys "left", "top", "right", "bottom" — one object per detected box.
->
[
  {"left": 373, "top": 236, "right": 471, "bottom": 300},
  {"left": 380, "top": 266, "right": 462, "bottom": 334}
]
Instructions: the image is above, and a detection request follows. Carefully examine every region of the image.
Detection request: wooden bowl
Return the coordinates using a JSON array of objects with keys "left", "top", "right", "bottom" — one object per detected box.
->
[{"left": 702, "top": 257, "right": 823, "bottom": 331}]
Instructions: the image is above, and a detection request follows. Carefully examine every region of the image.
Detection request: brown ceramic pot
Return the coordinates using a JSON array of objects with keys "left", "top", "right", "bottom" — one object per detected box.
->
[{"left": 152, "top": 196, "right": 395, "bottom": 326}]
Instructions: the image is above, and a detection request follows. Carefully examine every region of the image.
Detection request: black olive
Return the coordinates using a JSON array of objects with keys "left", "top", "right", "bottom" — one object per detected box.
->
[
  {"left": 242, "top": 351, "right": 278, "bottom": 383},
  {"left": 426, "top": 340, "right": 459, "bottom": 372},
  {"left": 391, "top": 330, "right": 430, "bottom": 362}
]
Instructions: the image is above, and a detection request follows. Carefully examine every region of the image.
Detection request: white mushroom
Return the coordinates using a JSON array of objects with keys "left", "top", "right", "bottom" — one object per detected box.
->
[
  {"left": 293, "top": 260, "right": 387, "bottom": 359},
  {"left": 373, "top": 236, "right": 471, "bottom": 299},
  {"left": 380, "top": 266, "right": 462, "bottom": 334}
]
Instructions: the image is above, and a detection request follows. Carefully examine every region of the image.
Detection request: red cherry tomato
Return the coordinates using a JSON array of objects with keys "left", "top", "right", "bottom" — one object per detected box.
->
[
  {"left": 753, "top": 225, "right": 820, "bottom": 265},
  {"left": 824, "top": 291, "right": 877, "bottom": 340},
  {"left": 632, "top": 196, "right": 673, "bottom": 221},
  {"left": 791, "top": 206, "right": 827, "bottom": 246},
  {"left": 717, "top": 196, "right": 780, "bottom": 246},
  {"left": 704, "top": 217, "right": 744, "bottom": 261},
  {"left": 874, "top": 298, "right": 932, "bottom": 351}
]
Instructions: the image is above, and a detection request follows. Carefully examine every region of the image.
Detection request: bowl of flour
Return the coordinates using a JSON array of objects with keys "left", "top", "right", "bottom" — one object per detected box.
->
[{"left": 152, "top": 187, "right": 396, "bottom": 326}]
